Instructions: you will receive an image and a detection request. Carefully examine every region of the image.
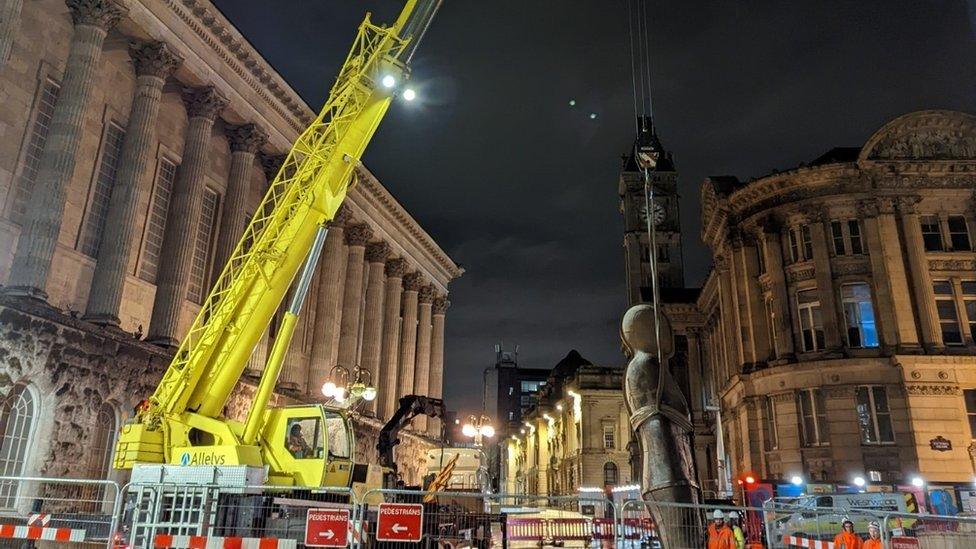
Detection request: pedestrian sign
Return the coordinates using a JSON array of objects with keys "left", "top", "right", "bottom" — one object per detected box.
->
[
  {"left": 305, "top": 508, "right": 350, "bottom": 547},
  {"left": 376, "top": 502, "right": 423, "bottom": 542}
]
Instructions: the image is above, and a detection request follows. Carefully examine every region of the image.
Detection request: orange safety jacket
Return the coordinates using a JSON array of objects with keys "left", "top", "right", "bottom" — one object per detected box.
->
[
  {"left": 863, "top": 538, "right": 883, "bottom": 549},
  {"left": 833, "top": 531, "right": 863, "bottom": 549},
  {"left": 707, "top": 523, "right": 736, "bottom": 549}
]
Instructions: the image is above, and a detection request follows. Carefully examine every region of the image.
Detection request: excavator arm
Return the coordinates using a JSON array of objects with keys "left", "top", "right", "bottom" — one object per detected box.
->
[
  {"left": 115, "top": 1, "right": 443, "bottom": 472},
  {"left": 377, "top": 395, "right": 446, "bottom": 472}
]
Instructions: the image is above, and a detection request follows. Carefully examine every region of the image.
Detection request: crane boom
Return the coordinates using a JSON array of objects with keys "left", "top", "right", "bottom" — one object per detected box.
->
[{"left": 131, "top": 1, "right": 436, "bottom": 432}]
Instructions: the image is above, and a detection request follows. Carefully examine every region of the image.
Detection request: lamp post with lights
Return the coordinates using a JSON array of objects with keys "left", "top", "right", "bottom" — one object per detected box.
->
[
  {"left": 462, "top": 414, "right": 495, "bottom": 447},
  {"left": 321, "top": 364, "right": 377, "bottom": 405}
]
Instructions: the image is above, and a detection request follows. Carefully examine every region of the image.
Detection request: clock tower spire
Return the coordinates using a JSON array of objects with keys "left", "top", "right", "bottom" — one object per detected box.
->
[{"left": 619, "top": 116, "right": 684, "bottom": 306}]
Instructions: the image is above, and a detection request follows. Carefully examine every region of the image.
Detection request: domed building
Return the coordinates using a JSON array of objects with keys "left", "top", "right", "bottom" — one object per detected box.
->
[{"left": 683, "top": 110, "right": 976, "bottom": 490}]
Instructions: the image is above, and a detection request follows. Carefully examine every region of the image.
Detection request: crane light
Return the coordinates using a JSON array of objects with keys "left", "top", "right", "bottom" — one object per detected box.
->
[
  {"left": 402, "top": 88, "right": 417, "bottom": 101},
  {"left": 381, "top": 75, "right": 396, "bottom": 89},
  {"left": 322, "top": 381, "right": 337, "bottom": 398}
]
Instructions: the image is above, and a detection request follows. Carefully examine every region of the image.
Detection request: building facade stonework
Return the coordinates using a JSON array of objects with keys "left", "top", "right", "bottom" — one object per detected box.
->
[
  {"left": 0, "top": 0, "right": 461, "bottom": 486},
  {"left": 669, "top": 110, "right": 976, "bottom": 489}
]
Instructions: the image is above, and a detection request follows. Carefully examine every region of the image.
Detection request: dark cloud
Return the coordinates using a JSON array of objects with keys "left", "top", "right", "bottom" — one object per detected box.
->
[{"left": 213, "top": 0, "right": 976, "bottom": 413}]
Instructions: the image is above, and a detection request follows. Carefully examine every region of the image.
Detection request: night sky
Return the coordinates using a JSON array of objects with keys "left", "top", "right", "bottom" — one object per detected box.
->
[{"left": 212, "top": 1, "right": 976, "bottom": 413}]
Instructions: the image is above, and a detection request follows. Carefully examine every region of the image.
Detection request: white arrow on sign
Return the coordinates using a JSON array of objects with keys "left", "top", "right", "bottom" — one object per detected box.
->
[
  {"left": 392, "top": 523, "right": 408, "bottom": 534},
  {"left": 323, "top": 530, "right": 334, "bottom": 540}
]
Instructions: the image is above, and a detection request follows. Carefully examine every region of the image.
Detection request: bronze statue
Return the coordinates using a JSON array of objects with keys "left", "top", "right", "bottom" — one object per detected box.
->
[{"left": 622, "top": 304, "right": 703, "bottom": 548}]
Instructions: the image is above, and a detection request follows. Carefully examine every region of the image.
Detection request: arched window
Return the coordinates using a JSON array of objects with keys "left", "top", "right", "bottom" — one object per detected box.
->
[
  {"left": 0, "top": 385, "right": 38, "bottom": 508},
  {"left": 603, "top": 461, "right": 619, "bottom": 487},
  {"left": 89, "top": 403, "right": 119, "bottom": 480}
]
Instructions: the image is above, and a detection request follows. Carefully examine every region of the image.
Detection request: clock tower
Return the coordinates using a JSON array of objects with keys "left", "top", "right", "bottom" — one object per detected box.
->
[{"left": 619, "top": 117, "right": 684, "bottom": 306}]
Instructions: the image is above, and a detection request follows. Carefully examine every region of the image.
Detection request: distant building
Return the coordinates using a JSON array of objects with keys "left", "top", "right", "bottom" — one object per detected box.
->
[{"left": 502, "top": 351, "right": 634, "bottom": 497}]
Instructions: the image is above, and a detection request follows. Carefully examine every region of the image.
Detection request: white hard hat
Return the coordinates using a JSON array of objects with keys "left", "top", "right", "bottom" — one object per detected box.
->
[
  {"left": 728, "top": 511, "right": 740, "bottom": 520},
  {"left": 712, "top": 509, "right": 725, "bottom": 519}
]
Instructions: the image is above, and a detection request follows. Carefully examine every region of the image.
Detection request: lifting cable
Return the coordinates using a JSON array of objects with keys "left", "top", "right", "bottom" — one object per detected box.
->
[{"left": 628, "top": 0, "right": 664, "bottom": 367}]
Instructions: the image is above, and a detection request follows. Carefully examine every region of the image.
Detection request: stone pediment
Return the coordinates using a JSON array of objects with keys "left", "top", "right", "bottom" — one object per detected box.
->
[{"left": 860, "top": 110, "right": 976, "bottom": 162}]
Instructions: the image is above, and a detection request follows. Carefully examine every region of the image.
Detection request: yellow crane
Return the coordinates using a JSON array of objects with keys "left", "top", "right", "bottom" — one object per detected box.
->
[{"left": 114, "top": 0, "right": 442, "bottom": 489}]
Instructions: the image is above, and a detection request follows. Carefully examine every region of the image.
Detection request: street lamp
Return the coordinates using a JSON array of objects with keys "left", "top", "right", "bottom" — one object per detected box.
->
[
  {"left": 321, "top": 364, "right": 376, "bottom": 405},
  {"left": 910, "top": 476, "right": 925, "bottom": 488},
  {"left": 462, "top": 414, "right": 495, "bottom": 446},
  {"left": 790, "top": 475, "right": 804, "bottom": 487}
]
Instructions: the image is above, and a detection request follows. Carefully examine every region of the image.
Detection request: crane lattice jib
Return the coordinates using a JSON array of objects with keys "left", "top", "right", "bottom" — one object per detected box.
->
[{"left": 144, "top": 11, "right": 416, "bottom": 426}]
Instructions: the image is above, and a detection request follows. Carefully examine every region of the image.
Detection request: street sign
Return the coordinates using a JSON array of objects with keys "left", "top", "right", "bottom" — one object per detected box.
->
[
  {"left": 376, "top": 502, "right": 423, "bottom": 542},
  {"left": 305, "top": 508, "right": 350, "bottom": 547},
  {"left": 890, "top": 537, "right": 920, "bottom": 549}
]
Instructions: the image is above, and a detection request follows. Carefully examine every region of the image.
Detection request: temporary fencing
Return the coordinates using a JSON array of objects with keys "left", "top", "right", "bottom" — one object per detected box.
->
[{"left": 0, "top": 475, "right": 120, "bottom": 547}]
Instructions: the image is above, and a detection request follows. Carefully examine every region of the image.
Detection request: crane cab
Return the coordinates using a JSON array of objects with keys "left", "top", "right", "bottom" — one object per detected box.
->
[{"left": 261, "top": 405, "right": 355, "bottom": 488}]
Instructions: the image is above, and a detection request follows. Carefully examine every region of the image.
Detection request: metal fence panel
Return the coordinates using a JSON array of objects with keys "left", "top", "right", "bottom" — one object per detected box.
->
[{"left": 0, "top": 475, "right": 120, "bottom": 548}]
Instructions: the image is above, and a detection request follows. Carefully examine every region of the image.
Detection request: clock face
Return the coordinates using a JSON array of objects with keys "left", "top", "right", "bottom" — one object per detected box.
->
[{"left": 639, "top": 199, "right": 666, "bottom": 226}]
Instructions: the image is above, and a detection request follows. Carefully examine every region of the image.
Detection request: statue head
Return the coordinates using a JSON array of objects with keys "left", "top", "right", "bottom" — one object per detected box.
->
[{"left": 621, "top": 304, "right": 674, "bottom": 359}]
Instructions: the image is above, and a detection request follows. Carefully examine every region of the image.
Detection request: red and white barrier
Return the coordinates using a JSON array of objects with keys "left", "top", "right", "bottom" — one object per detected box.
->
[
  {"left": 153, "top": 534, "right": 298, "bottom": 548},
  {"left": 782, "top": 534, "right": 834, "bottom": 549},
  {"left": 0, "top": 523, "right": 87, "bottom": 543}
]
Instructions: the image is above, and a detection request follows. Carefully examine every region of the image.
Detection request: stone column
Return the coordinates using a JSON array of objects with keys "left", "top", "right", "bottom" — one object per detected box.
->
[
  {"left": 378, "top": 257, "right": 407, "bottom": 419},
  {"left": 0, "top": 0, "right": 25, "bottom": 73},
  {"left": 413, "top": 284, "right": 435, "bottom": 431},
  {"left": 212, "top": 123, "right": 267, "bottom": 274},
  {"left": 807, "top": 209, "right": 843, "bottom": 351},
  {"left": 397, "top": 272, "right": 423, "bottom": 399},
  {"left": 307, "top": 206, "right": 351, "bottom": 396},
  {"left": 858, "top": 200, "right": 901, "bottom": 351},
  {"left": 4, "top": 0, "right": 126, "bottom": 299},
  {"left": 729, "top": 232, "right": 758, "bottom": 367},
  {"left": 360, "top": 241, "right": 390, "bottom": 414},
  {"left": 146, "top": 86, "right": 227, "bottom": 346},
  {"left": 759, "top": 220, "right": 796, "bottom": 360},
  {"left": 426, "top": 295, "right": 449, "bottom": 438},
  {"left": 897, "top": 196, "right": 941, "bottom": 350},
  {"left": 336, "top": 223, "right": 372, "bottom": 367},
  {"left": 84, "top": 41, "right": 181, "bottom": 325},
  {"left": 715, "top": 255, "right": 742, "bottom": 373},
  {"left": 866, "top": 198, "right": 919, "bottom": 350}
]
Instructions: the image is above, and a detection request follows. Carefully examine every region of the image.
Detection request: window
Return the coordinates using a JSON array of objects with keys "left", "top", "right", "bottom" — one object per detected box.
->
[
  {"left": 186, "top": 187, "right": 220, "bottom": 303},
  {"left": 801, "top": 225, "right": 813, "bottom": 260},
  {"left": 934, "top": 281, "right": 963, "bottom": 345},
  {"left": 756, "top": 239, "right": 767, "bottom": 274},
  {"left": 921, "top": 216, "right": 944, "bottom": 252},
  {"left": 657, "top": 244, "right": 670, "bottom": 263},
  {"left": 788, "top": 225, "right": 814, "bottom": 262},
  {"left": 841, "top": 283, "right": 879, "bottom": 348},
  {"left": 9, "top": 80, "right": 60, "bottom": 222},
  {"left": 848, "top": 220, "right": 864, "bottom": 255},
  {"left": 963, "top": 281, "right": 976, "bottom": 344},
  {"left": 89, "top": 403, "right": 118, "bottom": 482},
  {"left": 831, "top": 221, "right": 846, "bottom": 255},
  {"left": 797, "top": 388, "right": 829, "bottom": 446},
  {"left": 520, "top": 381, "right": 543, "bottom": 393},
  {"left": 508, "top": 411, "right": 515, "bottom": 421},
  {"left": 603, "top": 462, "right": 619, "bottom": 486},
  {"left": 765, "top": 299, "right": 778, "bottom": 359},
  {"left": 285, "top": 417, "right": 325, "bottom": 459},
  {"left": 789, "top": 228, "right": 800, "bottom": 263},
  {"left": 138, "top": 159, "right": 177, "bottom": 282},
  {"left": 831, "top": 220, "right": 864, "bottom": 256},
  {"left": 763, "top": 396, "right": 779, "bottom": 451},
  {"left": 603, "top": 424, "right": 615, "bottom": 449},
  {"left": 947, "top": 216, "right": 971, "bottom": 251},
  {"left": 324, "top": 411, "right": 351, "bottom": 459},
  {"left": 78, "top": 123, "right": 125, "bottom": 257},
  {"left": 0, "top": 386, "right": 38, "bottom": 508},
  {"left": 965, "top": 390, "right": 976, "bottom": 439},
  {"left": 796, "top": 289, "right": 825, "bottom": 352},
  {"left": 855, "top": 386, "right": 894, "bottom": 444}
]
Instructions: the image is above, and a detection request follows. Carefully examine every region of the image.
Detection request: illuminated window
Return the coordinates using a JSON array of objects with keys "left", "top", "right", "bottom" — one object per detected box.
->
[
  {"left": 796, "top": 289, "right": 825, "bottom": 352},
  {"left": 78, "top": 123, "right": 126, "bottom": 257},
  {"left": 841, "top": 283, "right": 879, "bottom": 348},
  {"left": 186, "top": 187, "right": 220, "bottom": 304},
  {"left": 797, "top": 388, "right": 829, "bottom": 447},
  {"left": 138, "top": 159, "right": 177, "bottom": 282},
  {"left": 9, "top": 80, "right": 60, "bottom": 223},
  {"left": 0, "top": 386, "right": 38, "bottom": 509},
  {"left": 934, "top": 281, "right": 963, "bottom": 345},
  {"left": 855, "top": 386, "right": 894, "bottom": 444},
  {"left": 603, "top": 425, "right": 615, "bottom": 449}
]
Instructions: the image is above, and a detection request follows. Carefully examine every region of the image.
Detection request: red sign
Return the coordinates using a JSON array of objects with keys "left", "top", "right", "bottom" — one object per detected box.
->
[
  {"left": 305, "top": 508, "right": 350, "bottom": 547},
  {"left": 376, "top": 503, "right": 423, "bottom": 542},
  {"left": 891, "top": 537, "right": 921, "bottom": 549}
]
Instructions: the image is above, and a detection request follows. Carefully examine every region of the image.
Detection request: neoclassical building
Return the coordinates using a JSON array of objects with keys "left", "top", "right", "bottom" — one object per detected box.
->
[
  {"left": 502, "top": 351, "right": 635, "bottom": 496},
  {"left": 0, "top": 0, "right": 460, "bottom": 486},
  {"left": 675, "top": 110, "right": 976, "bottom": 490}
]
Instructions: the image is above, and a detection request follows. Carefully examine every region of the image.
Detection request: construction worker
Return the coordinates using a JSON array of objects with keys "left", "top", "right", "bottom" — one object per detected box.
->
[
  {"left": 707, "top": 509, "right": 735, "bottom": 549},
  {"left": 863, "top": 521, "right": 884, "bottom": 549},
  {"left": 727, "top": 511, "right": 746, "bottom": 549},
  {"left": 833, "top": 518, "right": 863, "bottom": 549}
]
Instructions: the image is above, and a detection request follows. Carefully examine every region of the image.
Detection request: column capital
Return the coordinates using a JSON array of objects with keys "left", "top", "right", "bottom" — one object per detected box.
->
[
  {"left": 365, "top": 241, "right": 391, "bottom": 263},
  {"left": 259, "top": 153, "right": 285, "bottom": 181},
  {"left": 225, "top": 123, "right": 268, "bottom": 154},
  {"left": 896, "top": 195, "right": 922, "bottom": 215},
  {"left": 344, "top": 223, "right": 373, "bottom": 247},
  {"left": 129, "top": 40, "right": 182, "bottom": 79},
  {"left": 797, "top": 203, "right": 828, "bottom": 224},
  {"left": 403, "top": 271, "right": 424, "bottom": 292},
  {"left": 876, "top": 196, "right": 898, "bottom": 215},
  {"left": 66, "top": 0, "right": 126, "bottom": 30},
  {"left": 181, "top": 85, "right": 227, "bottom": 121},
  {"left": 433, "top": 296, "right": 451, "bottom": 315},
  {"left": 713, "top": 254, "right": 729, "bottom": 272},
  {"left": 385, "top": 257, "right": 408, "bottom": 278},
  {"left": 856, "top": 199, "right": 880, "bottom": 219},
  {"left": 758, "top": 215, "right": 784, "bottom": 235},
  {"left": 418, "top": 284, "right": 436, "bottom": 304}
]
